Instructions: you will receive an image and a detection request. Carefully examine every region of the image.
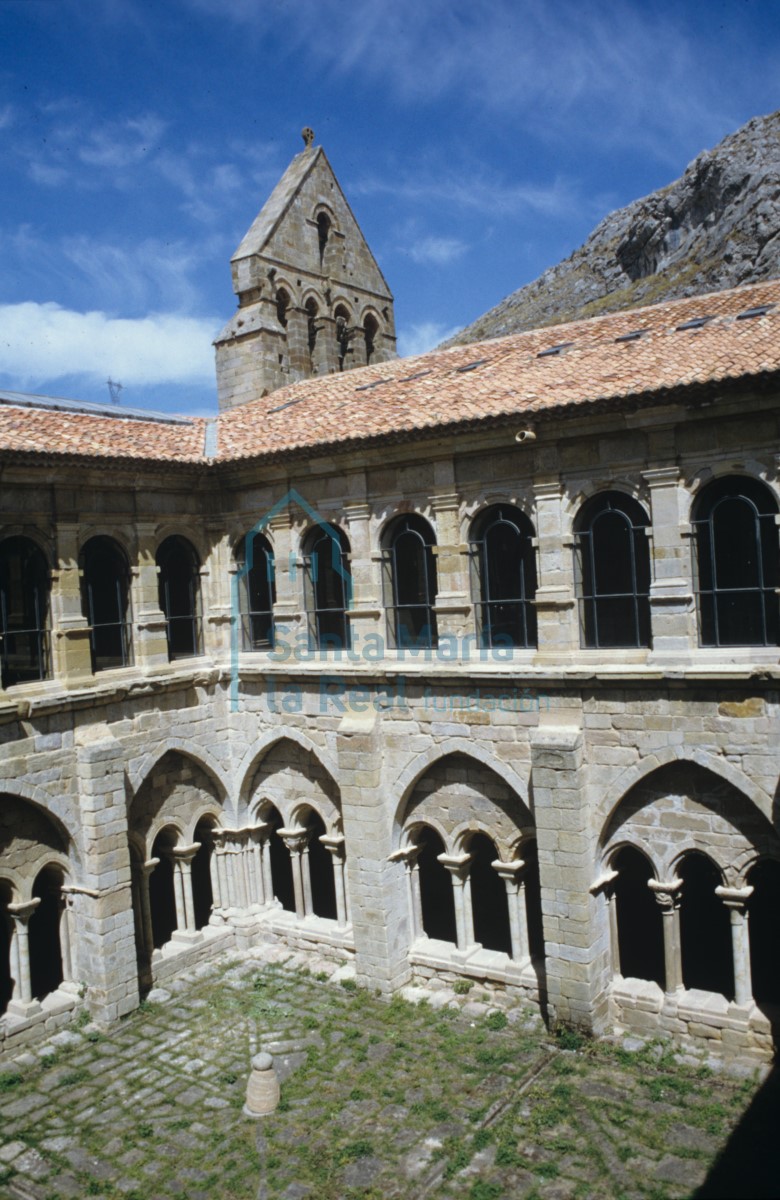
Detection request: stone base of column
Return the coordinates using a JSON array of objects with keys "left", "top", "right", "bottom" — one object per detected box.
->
[
  {"left": 5, "top": 998, "right": 42, "bottom": 1019},
  {"left": 170, "top": 929, "right": 205, "bottom": 946}
]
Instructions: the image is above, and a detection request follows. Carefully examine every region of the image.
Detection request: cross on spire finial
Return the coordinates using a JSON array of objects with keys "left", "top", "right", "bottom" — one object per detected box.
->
[{"left": 302, "top": 126, "right": 315, "bottom": 148}]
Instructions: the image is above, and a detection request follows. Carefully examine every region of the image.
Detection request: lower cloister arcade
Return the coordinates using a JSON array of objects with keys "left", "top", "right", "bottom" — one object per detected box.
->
[
  {"left": 395, "top": 754, "right": 543, "bottom": 980},
  {"left": 599, "top": 763, "right": 780, "bottom": 1018},
  {"left": 0, "top": 795, "right": 78, "bottom": 1021},
  {"left": 246, "top": 740, "right": 349, "bottom": 931}
]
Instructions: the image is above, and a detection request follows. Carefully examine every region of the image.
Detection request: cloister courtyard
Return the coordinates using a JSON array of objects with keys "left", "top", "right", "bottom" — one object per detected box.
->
[{"left": 0, "top": 946, "right": 775, "bottom": 1200}]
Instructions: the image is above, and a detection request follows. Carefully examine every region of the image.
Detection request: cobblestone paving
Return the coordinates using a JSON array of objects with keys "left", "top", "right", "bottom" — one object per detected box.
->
[{"left": 0, "top": 949, "right": 769, "bottom": 1200}]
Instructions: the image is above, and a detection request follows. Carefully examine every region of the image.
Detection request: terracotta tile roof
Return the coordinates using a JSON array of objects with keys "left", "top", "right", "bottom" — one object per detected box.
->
[
  {"left": 0, "top": 279, "right": 778, "bottom": 469},
  {"left": 216, "top": 279, "right": 780, "bottom": 463},
  {"left": 0, "top": 403, "right": 207, "bottom": 465}
]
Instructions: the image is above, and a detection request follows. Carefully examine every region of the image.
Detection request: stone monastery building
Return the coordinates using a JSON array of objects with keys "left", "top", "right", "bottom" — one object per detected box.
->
[{"left": 1, "top": 133, "right": 779, "bottom": 1064}]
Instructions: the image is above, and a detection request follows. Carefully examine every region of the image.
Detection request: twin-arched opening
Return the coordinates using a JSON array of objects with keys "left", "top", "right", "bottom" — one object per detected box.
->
[{"left": 603, "top": 762, "right": 780, "bottom": 1009}]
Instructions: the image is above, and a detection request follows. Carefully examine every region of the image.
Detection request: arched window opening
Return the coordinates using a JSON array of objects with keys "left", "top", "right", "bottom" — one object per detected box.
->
[
  {"left": 237, "top": 532, "right": 275, "bottom": 650},
  {"left": 157, "top": 536, "right": 202, "bottom": 660},
  {"left": 29, "top": 866, "right": 64, "bottom": 1002},
  {"left": 0, "top": 880, "right": 13, "bottom": 1017},
  {"left": 363, "top": 314, "right": 379, "bottom": 365},
  {"left": 302, "top": 524, "right": 351, "bottom": 650},
  {"left": 149, "top": 830, "right": 178, "bottom": 950},
  {"left": 747, "top": 859, "right": 780, "bottom": 1006},
  {"left": 0, "top": 537, "right": 50, "bottom": 686},
  {"left": 307, "top": 812, "right": 337, "bottom": 921},
  {"left": 275, "top": 287, "right": 290, "bottom": 329},
  {"left": 305, "top": 297, "right": 320, "bottom": 368},
  {"left": 192, "top": 818, "right": 216, "bottom": 931},
  {"left": 612, "top": 846, "right": 664, "bottom": 987},
  {"left": 317, "top": 213, "right": 331, "bottom": 267},
  {"left": 678, "top": 852, "right": 733, "bottom": 998},
  {"left": 417, "top": 826, "right": 456, "bottom": 943},
  {"left": 383, "top": 515, "right": 438, "bottom": 649},
  {"left": 574, "top": 492, "right": 651, "bottom": 648},
  {"left": 80, "top": 536, "right": 133, "bottom": 671},
  {"left": 266, "top": 806, "right": 295, "bottom": 913},
  {"left": 334, "top": 305, "right": 352, "bottom": 371},
  {"left": 470, "top": 506, "right": 537, "bottom": 648},
  {"left": 693, "top": 476, "right": 779, "bottom": 647},
  {"left": 522, "top": 840, "right": 546, "bottom": 962},
  {"left": 469, "top": 833, "right": 512, "bottom": 955}
]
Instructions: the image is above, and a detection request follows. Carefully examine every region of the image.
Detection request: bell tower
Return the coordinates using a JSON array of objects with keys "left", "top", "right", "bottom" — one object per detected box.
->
[{"left": 214, "top": 129, "right": 397, "bottom": 412}]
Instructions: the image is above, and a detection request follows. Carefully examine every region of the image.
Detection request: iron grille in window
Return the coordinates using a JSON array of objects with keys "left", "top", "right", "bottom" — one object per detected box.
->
[
  {"left": 692, "top": 476, "right": 779, "bottom": 647},
  {"left": 469, "top": 506, "right": 537, "bottom": 648},
  {"left": 383, "top": 514, "right": 438, "bottom": 650},
  {"left": 157, "top": 536, "right": 203, "bottom": 660},
  {"left": 81, "top": 536, "right": 133, "bottom": 671},
  {"left": 237, "top": 532, "right": 275, "bottom": 650},
  {"left": 574, "top": 492, "right": 651, "bottom": 648},
  {"left": 303, "top": 525, "right": 351, "bottom": 651},
  {"left": 0, "top": 537, "right": 51, "bottom": 687}
]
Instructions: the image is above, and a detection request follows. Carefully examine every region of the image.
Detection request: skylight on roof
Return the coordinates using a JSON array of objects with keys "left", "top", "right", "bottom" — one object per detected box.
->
[
  {"left": 736, "top": 304, "right": 775, "bottom": 320},
  {"left": 354, "top": 377, "right": 393, "bottom": 392},
  {"left": 267, "top": 396, "right": 306, "bottom": 414},
  {"left": 455, "top": 359, "right": 487, "bottom": 374},
  {"left": 615, "top": 330, "right": 646, "bottom": 343},
  {"left": 398, "top": 369, "right": 433, "bottom": 383},
  {"left": 675, "top": 316, "right": 713, "bottom": 331},
  {"left": 537, "top": 342, "right": 573, "bottom": 358}
]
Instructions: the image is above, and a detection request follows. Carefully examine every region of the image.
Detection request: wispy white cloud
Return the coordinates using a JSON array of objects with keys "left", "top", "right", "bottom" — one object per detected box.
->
[
  {"left": 408, "top": 236, "right": 468, "bottom": 265},
  {"left": 0, "top": 105, "right": 14, "bottom": 132},
  {"left": 397, "top": 320, "right": 461, "bottom": 358},
  {"left": 0, "top": 225, "right": 220, "bottom": 316},
  {"left": 182, "top": 0, "right": 739, "bottom": 163},
  {"left": 358, "top": 166, "right": 583, "bottom": 223},
  {"left": 0, "top": 303, "right": 218, "bottom": 387}
]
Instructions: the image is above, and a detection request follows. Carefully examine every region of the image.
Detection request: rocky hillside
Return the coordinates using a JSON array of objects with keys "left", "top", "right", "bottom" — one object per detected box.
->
[{"left": 445, "top": 110, "right": 780, "bottom": 346}]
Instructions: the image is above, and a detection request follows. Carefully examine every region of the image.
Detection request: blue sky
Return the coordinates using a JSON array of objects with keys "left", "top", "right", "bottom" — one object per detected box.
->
[{"left": 0, "top": 0, "right": 778, "bottom": 415}]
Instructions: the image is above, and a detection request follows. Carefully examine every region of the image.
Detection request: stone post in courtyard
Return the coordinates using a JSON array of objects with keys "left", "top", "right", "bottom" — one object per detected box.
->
[{"left": 74, "top": 727, "right": 140, "bottom": 1022}]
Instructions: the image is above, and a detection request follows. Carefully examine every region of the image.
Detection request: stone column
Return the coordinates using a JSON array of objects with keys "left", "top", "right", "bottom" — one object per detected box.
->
[
  {"left": 267, "top": 509, "right": 303, "bottom": 657},
  {"left": 75, "top": 728, "right": 140, "bottom": 1022},
  {"left": 172, "top": 845, "right": 200, "bottom": 935},
  {"left": 337, "top": 712, "right": 411, "bottom": 993},
  {"left": 202, "top": 524, "right": 231, "bottom": 659},
  {"left": 642, "top": 468, "right": 696, "bottom": 659},
  {"left": 279, "top": 828, "right": 309, "bottom": 919},
  {"left": 344, "top": 496, "right": 381, "bottom": 654},
  {"left": 438, "top": 853, "right": 474, "bottom": 952},
  {"left": 249, "top": 823, "right": 270, "bottom": 907},
  {"left": 431, "top": 460, "right": 469, "bottom": 642},
  {"left": 493, "top": 858, "right": 530, "bottom": 963},
  {"left": 530, "top": 720, "right": 608, "bottom": 1032},
  {"left": 132, "top": 522, "right": 169, "bottom": 670},
  {"left": 213, "top": 832, "right": 233, "bottom": 910},
  {"left": 139, "top": 860, "right": 158, "bottom": 959},
  {"left": 320, "top": 833, "right": 348, "bottom": 927},
  {"left": 716, "top": 885, "right": 755, "bottom": 1007},
  {"left": 50, "top": 521, "right": 93, "bottom": 682},
  {"left": 532, "top": 479, "right": 578, "bottom": 659},
  {"left": 6, "top": 899, "right": 40, "bottom": 1013},
  {"left": 648, "top": 879, "right": 684, "bottom": 995},
  {"left": 389, "top": 846, "right": 423, "bottom": 939}
]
